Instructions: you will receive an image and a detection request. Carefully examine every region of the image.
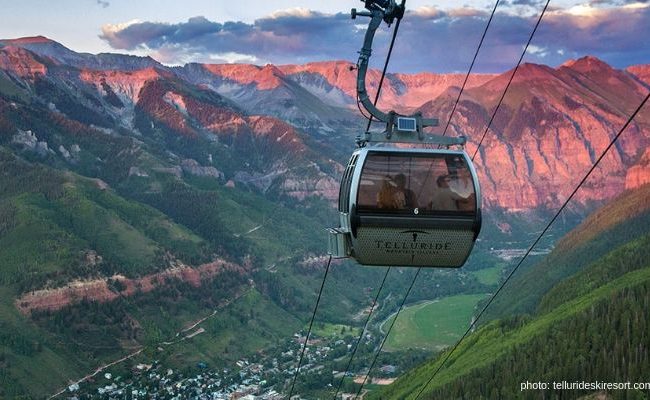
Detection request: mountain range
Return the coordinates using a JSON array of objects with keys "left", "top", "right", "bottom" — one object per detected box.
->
[{"left": 1, "top": 36, "right": 648, "bottom": 212}]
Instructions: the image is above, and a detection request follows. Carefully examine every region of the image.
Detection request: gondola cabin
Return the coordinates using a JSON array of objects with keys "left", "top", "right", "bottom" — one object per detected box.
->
[{"left": 328, "top": 147, "right": 481, "bottom": 267}]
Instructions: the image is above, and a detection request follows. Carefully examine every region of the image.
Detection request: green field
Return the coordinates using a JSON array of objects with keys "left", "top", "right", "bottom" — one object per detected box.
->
[
  {"left": 382, "top": 294, "right": 487, "bottom": 351},
  {"left": 311, "top": 323, "right": 361, "bottom": 339},
  {"left": 472, "top": 265, "right": 503, "bottom": 286}
]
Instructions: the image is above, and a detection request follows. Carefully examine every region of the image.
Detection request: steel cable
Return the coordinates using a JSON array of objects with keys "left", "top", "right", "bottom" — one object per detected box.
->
[{"left": 287, "top": 255, "right": 333, "bottom": 398}]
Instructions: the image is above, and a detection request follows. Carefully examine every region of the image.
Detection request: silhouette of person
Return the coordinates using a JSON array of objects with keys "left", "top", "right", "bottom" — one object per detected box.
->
[
  {"left": 429, "top": 175, "right": 470, "bottom": 211},
  {"left": 377, "top": 176, "right": 405, "bottom": 209},
  {"left": 449, "top": 167, "right": 475, "bottom": 211},
  {"left": 393, "top": 173, "right": 418, "bottom": 208}
]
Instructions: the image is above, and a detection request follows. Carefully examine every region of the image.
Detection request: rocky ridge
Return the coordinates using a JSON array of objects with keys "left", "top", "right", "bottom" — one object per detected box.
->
[{"left": 16, "top": 259, "right": 247, "bottom": 314}]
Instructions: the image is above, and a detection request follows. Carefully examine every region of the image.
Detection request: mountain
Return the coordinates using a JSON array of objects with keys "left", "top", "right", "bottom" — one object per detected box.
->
[
  {"left": 277, "top": 61, "right": 494, "bottom": 112},
  {"left": 0, "top": 36, "right": 162, "bottom": 71},
  {"left": 0, "top": 41, "right": 343, "bottom": 200},
  {"left": 176, "top": 62, "right": 360, "bottom": 135},
  {"left": 419, "top": 57, "right": 650, "bottom": 210},
  {"left": 370, "top": 184, "right": 650, "bottom": 399},
  {"left": 0, "top": 45, "right": 48, "bottom": 78}
]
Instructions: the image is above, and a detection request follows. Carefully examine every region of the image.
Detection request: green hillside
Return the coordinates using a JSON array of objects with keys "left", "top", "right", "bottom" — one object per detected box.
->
[
  {"left": 0, "top": 145, "right": 339, "bottom": 397},
  {"left": 482, "top": 184, "right": 650, "bottom": 320},
  {"left": 0, "top": 150, "right": 231, "bottom": 397},
  {"left": 0, "top": 149, "right": 207, "bottom": 285},
  {"left": 370, "top": 186, "right": 650, "bottom": 399},
  {"left": 0, "top": 102, "right": 431, "bottom": 397},
  {"left": 373, "top": 236, "right": 650, "bottom": 399}
]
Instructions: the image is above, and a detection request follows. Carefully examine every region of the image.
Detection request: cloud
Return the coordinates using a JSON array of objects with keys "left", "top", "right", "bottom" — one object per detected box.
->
[
  {"left": 150, "top": 45, "right": 261, "bottom": 66},
  {"left": 590, "top": 0, "right": 649, "bottom": 5},
  {"left": 411, "top": 6, "right": 444, "bottom": 19},
  {"left": 447, "top": 8, "right": 488, "bottom": 18},
  {"left": 502, "top": 0, "right": 546, "bottom": 7},
  {"left": 100, "top": 17, "right": 222, "bottom": 50},
  {"left": 526, "top": 45, "right": 550, "bottom": 57},
  {"left": 100, "top": 11, "right": 356, "bottom": 66},
  {"left": 99, "top": 4, "right": 650, "bottom": 73},
  {"left": 535, "top": 3, "right": 650, "bottom": 66},
  {"left": 266, "top": 7, "right": 315, "bottom": 19}
]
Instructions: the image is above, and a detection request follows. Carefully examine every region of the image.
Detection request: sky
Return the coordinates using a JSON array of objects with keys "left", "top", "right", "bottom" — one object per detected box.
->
[{"left": 0, "top": 0, "right": 649, "bottom": 73}]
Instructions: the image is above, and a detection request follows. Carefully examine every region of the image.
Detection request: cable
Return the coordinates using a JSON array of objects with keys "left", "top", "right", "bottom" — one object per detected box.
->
[
  {"left": 287, "top": 255, "right": 333, "bottom": 398},
  {"left": 413, "top": 90, "right": 650, "bottom": 399},
  {"left": 331, "top": 267, "right": 392, "bottom": 399},
  {"left": 365, "top": 0, "right": 406, "bottom": 132},
  {"left": 471, "top": 0, "right": 550, "bottom": 161},
  {"left": 355, "top": 267, "right": 422, "bottom": 398},
  {"left": 442, "top": 0, "right": 501, "bottom": 138}
]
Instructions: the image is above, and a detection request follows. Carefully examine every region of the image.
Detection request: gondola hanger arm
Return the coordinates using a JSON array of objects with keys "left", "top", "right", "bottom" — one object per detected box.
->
[{"left": 353, "top": 0, "right": 466, "bottom": 147}]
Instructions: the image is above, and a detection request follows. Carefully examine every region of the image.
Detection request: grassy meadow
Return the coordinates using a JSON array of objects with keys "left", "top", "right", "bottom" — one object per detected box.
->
[{"left": 382, "top": 294, "right": 487, "bottom": 351}]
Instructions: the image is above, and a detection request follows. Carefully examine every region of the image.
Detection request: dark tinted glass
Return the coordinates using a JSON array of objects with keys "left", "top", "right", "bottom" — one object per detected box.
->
[{"left": 357, "top": 152, "right": 476, "bottom": 215}]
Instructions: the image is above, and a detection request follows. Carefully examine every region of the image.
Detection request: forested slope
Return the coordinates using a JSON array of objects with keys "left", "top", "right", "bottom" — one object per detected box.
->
[{"left": 483, "top": 184, "right": 650, "bottom": 320}]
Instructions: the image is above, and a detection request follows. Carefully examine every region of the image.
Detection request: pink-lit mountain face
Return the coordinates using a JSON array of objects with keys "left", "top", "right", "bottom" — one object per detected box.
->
[
  {"left": 1, "top": 37, "right": 648, "bottom": 211},
  {"left": 0, "top": 45, "right": 48, "bottom": 78},
  {"left": 173, "top": 57, "right": 650, "bottom": 211},
  {"left": 186, "top": 60, "right": 494, "bottom": 115},
  {"left": 628, "top": 64, "right": 650, "bottom": 86},
  {"left": 415, "top": 57, "right": 650, "bottom": 209}
]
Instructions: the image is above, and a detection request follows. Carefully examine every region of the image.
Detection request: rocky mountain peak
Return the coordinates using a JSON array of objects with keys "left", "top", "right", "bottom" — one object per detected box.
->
[
  {"left": 281, "top": 60, "right": 387, "bottom": 100},
  {"left": 0, "top": 35, "right": 56, "bottom": 45},
  {"left": 256, "top": 63, "right": 286, "bottom": 89},
  {"left": 1, "top": 36, "right": 162, "bottom": 72},
  {"left": 202, "top": 63, "right": 285, "bottom": 90},
  {"left": 79, "top": 66, "right": 171, "bottom": 104},
  {"left": 514, "top": 63, "right": 558, "bottom": 80},
  {"left": 0, "top": 45, "right": 48, "bottom": 77},
  {"left": 561, "top": 55, "right": 613, "bottom": 74}
]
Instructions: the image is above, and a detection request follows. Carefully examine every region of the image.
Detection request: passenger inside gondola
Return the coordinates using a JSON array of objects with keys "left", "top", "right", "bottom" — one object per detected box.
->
[
  {"left": 376, "top": 173, "right": 419, "bottom": 209},
  {"left": 358, "top": 152, "right": 476, "bottom": 214},
  {"left": 376, "top": 176, "right": 404, "bottom": 209},
  {"left": 450, "top": 165, "right": 475, "bottom": 211},
  {"left": 429, "top": 175, "right": 466, "bottom": 210},
  {"left": 394, "top": 173, "right": 418, "bottom": 208}
]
